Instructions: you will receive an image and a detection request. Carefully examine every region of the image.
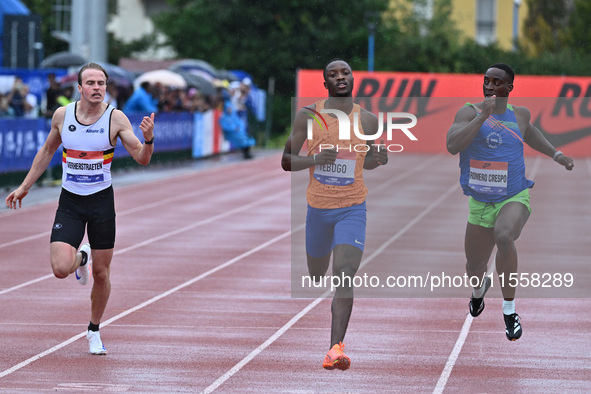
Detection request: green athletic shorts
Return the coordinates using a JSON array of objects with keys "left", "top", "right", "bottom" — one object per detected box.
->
[{"left": 468, "top": 189, "right": 531, "bottom": 228}]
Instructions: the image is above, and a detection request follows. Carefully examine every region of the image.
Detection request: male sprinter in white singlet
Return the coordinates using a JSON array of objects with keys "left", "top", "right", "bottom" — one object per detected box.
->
[
  {"left": 282, "top": 58, "right": 388, "bottom": 370},
  {"left": 6, "top": 63, "right": 156, "bottom": 355}
]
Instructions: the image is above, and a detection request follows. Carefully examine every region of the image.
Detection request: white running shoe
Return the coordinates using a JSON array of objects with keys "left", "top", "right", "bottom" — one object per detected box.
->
[
  {"left": 75, "top": 243, "right": 91, "bottom": 286},
  {"left": 87, "top": 330, "right": 107, "bottom": 355}
]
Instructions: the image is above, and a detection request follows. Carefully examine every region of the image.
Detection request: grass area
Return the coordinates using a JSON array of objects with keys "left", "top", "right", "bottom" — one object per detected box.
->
[{"left": 265, "top": 127, "right": 291, "bottom": 149}]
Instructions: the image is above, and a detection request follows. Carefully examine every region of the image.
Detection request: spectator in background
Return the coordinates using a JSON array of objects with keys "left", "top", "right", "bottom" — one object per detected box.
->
[
  {"left": 166, "top": 87, "right": 184, "bottom": 112},
  {"left": 45, "top": 73, "right": 61, "bottom": 117},
  {"left": 185, "top": 88, "right": 209, "bottom": 113},
  {"left": 123, "top": 81, "right": 158, "bottom": 114},
  {"left": 104, "top": 83, "right": 119, "bottom": 109},
  {"left": 6, "top": 77, "right": 29, "bottom": 117},
  {"left": 232, "top": 78, "right": 256, "bottom": 133},
  {"left": 21, "top": 84, "right": 40, "bottom": 118},
  {"left": 159, "top": 99, "right": 173, "bottom": 113},
  {"left": 56, "top": 86, "right": 75, "bottom": 107},
  {"left": 0, "top": 93, "right": 15, "bottom": 117},
  {"left": 219, "top": 88, "right": 255, "bottom": 159}
]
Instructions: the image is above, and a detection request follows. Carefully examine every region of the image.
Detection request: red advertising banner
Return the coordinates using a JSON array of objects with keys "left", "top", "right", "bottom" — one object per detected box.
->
[{"left": 297, "top": 69, "right": 591, "bottom": 157}]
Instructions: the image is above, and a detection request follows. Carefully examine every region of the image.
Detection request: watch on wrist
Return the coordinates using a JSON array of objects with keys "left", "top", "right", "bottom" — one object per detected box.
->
[{"left": 145, "top": 137, "right": 154, "bottom": 145}]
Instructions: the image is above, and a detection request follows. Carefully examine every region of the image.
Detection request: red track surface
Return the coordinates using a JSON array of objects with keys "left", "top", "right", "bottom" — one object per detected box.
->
[{"left": 1, "top": 152, "right": 590, "bottom": 393}]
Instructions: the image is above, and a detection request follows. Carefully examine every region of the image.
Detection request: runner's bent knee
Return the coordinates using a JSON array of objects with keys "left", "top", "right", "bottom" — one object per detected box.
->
[{"left": 50, "top": 242, "right": 77, "bottom": 278}]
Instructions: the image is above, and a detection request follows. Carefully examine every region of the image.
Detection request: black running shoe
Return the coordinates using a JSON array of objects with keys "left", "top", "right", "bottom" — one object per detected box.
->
[
  {"left": 504, "top": 313, "right": 522, "bottom": 341},
  {"left": 469, "top": 297, "right": 485, "bottom": 317},
  {"left": 469, "top": 277, "right": 491, "bottom": 317}
]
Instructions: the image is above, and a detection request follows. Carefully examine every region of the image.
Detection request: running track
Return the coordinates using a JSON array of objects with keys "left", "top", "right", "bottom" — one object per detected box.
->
[{"left": 0, "top": 152, "right": 590, "bottom": 392}]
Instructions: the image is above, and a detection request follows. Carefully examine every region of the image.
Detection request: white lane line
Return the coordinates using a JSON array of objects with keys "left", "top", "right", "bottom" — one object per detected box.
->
[
  {"left": 0, "top": 188, "right": 288, "bottom": 296},
  {"left": 361, "top": 182, "right": 459, "bottom": 271},
  {"left": 432, "top": 156, "right": 543, "bottom": 393},
  {"left": 201, "top": 181, "right": 460, "bottom": 393},
  {"left": 0, "top": 170, "right": 276, "bottom": 250},
  {"left": 201, "top": 296, "right": 324, "bottom": 394},
  {"left": 432, "top": 315, "right": 474, "bottom": 394},
  {"left": 370, "top": 154, "right": 444, "bottom": 194},
  {"left": 0, "top": 173, "right": 284, "bottom": 296},
  {"left": 0, "top": 232, "right": 51, "bottom": 249},
  {"left": 0, "top": 332, "right": 88, "bottom": 380},
  {"left": 432, "top": 258, "right": 496, "bottom": 394},
  {"left": 0, "top": 274, "right": 54, "bottom": 296},
  {"left": 0, "top": 223, "right": 304, "bottom": 380}
]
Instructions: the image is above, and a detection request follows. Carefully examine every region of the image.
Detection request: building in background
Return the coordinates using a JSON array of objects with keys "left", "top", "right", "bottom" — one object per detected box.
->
[
  {"left": 451, "top": 0, "right": 529, "bottom": 50},
  {"left": 47, "top": 0, "right": 174, "bottom": 63},
  {"left": 0, "top": 0, "right": 43, "bottom": 68},
  {"left": 389, "top": 0, "right": 531, "bottom": 51},
  {"left": 107, "top": 0, "right": 175, "bottom": 60}
]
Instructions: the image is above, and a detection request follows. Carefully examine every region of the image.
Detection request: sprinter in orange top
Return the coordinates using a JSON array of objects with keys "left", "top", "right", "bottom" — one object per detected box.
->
[{"left": 281, "top": 58, "right": 388, "bottom": 370}]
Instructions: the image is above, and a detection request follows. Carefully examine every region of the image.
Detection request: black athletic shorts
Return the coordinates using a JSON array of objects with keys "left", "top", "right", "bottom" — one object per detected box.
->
[{"left": 50, "top": 186, "right": 116, "bottom": 249}]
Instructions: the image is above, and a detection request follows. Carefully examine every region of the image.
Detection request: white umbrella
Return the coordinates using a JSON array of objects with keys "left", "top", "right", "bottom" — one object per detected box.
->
[{"left": 133, "top": 69, "right": 187, "bottom": 89}]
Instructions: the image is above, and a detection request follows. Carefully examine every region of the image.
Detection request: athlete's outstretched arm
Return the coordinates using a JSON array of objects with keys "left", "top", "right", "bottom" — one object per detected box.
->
[
  {"left": 5, "top": 108, "right": 64, "bottom": 209},
  {"left": 517, "top": 106, "right": 574, "bottom": 170}
]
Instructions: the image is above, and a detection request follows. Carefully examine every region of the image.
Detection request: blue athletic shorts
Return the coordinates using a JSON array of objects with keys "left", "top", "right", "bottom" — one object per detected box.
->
[{"left": 305, "top": 201, "right": 367, "bottom": 258}]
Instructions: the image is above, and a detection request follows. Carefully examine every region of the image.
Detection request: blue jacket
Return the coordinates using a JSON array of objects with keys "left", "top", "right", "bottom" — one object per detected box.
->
[{"left": 123, "top": 87, "right": 158, "bottom": 113}]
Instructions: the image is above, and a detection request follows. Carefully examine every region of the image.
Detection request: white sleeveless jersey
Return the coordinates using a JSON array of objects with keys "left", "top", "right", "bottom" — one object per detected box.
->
[{"left": 61, "top": 102, "right": 116, "bottom": 195}]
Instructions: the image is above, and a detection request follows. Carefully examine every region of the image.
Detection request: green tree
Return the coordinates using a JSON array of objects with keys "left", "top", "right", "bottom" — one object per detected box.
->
[
  {"left": 522, "top": 0, "right": 573, "bottom": 55},
  {"left": 154, "top": 0, "right": 391, "bottom": 139},
  {"left": 154, "top": 0, "right": 389, "bottom": 96},
  {"left": 375, "top": 0, "right": 462, "bottom": 73},
  {"left": 567, "top": 0, "right": 591, "bottom": 54}
]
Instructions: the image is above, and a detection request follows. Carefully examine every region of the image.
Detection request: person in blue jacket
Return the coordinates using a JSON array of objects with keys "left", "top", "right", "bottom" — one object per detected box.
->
[
  {"left": 219, "top": 88, "right": 255, "bottom": 159},
  {"left": 123, "top": 81, "right": 158, "bottom": 114}
]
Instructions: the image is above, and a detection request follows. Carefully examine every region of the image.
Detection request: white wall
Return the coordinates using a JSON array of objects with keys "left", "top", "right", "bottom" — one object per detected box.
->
[{"left": 107, "top": 0, "right": 176, "bottom": 60}]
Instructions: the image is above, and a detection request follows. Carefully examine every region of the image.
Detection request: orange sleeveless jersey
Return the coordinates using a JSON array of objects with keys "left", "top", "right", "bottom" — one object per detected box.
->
[{"left": 306, "top": 100, "right": 368, "bottom": 209}]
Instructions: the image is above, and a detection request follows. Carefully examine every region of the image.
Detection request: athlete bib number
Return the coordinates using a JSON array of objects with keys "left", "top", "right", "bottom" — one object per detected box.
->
[
  {"left": 314, "top": 158, "right": 355, "bottom": 186},
  {"left": 468, "top": 159, "right": 508, "bottom": 196}
]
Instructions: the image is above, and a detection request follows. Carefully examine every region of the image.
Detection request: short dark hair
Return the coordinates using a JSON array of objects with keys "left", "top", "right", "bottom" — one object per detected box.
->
[
  {"left": 323, "top": 58, "right": 349, "bottom": 81},
  {"left": 78, "top": 63, "right": 109, "bottom": 85},
  {"left": 488, "top": 63, "right": 514, "bottom": 83}
]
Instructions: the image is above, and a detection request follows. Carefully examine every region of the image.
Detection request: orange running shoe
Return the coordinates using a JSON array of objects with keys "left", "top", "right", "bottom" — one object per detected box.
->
[{"left": 322, "top": 342, "right": 351, "bottom": 370}]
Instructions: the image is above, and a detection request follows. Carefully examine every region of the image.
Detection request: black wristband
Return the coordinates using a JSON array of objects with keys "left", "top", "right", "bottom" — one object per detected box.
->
[{"left": 144, "top": 137, "right": 154, "bottom": 145}]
